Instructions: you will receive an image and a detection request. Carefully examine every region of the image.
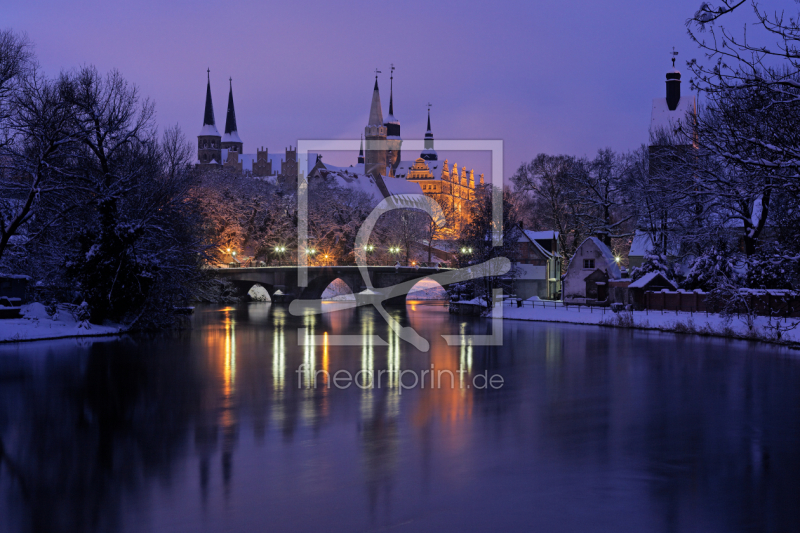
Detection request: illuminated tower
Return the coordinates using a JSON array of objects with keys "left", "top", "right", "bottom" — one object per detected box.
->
[
  {"left": 364, "top": 72, "right": 387, "bottom": 177},
  {"left": 198, "top": 69, "right": 221, "bottom": 165}
]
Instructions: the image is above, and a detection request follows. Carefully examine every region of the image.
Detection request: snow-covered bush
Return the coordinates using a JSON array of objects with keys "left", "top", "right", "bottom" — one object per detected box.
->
[
  {"left": 630, "top": 252, "right": 675, "bottom": 282},
  {"left": 746, "top": 249, "right": 797, "bottom": 290},
  {"left": 682, "top": 242, "right": 739, "bottom": 292}
]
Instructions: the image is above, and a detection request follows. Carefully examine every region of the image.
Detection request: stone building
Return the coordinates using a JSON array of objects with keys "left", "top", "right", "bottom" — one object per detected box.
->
[
  {"left": 195, "top": 71, "right": 308, "bottom": 180},
  {"left": 194, "top": 68, "right": 488, "bottom": 233}
]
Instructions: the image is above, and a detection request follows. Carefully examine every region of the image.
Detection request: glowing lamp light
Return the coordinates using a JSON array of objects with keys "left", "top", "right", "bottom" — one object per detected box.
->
[{"left": 615, "top": 256, "right": 620, "bottom": 263}]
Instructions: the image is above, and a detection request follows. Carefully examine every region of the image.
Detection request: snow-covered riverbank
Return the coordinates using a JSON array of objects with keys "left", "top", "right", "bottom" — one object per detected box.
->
[
  {"left": 488, "top": 303, "right": 800, "bottom": 346},
  {"left": 0, "top": 303, "right": 126, "bottom": 343}
]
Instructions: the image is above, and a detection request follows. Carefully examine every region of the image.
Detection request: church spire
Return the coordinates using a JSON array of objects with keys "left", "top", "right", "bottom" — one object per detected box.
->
[
  {"left": 367, "top": 70, "right": 384, "bottom": 127},
  {"left": 221, "top": 77, "right": 242, "bottom": 150},
  {"left": 358, "top": 134, "right": 364, "bottom": 164},
  {"left": 224, "top": 78, "right": 238, "bottom": 136},
  {"left": 200, "top": 69, "right": 220, "bottom": 136},
  {"left": 388, "top": 67, "right": 394, "bottom": 117},
  {"left": 364, "top": 70, "right": 387, "bottom": 178},
  {"left": 421, "top": 103, "right": 437, "bottom": 161}
]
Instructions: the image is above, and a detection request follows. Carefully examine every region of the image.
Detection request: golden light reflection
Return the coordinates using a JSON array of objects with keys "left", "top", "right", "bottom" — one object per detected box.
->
[
  {"left": 272, "top": 306, "right": 286, "bottom": 393},
  {"left": 407, "top": 309, "right": 473, "bottom": 427},
  {"left": 303, "top": 312, "right": 316, "bottom": 389},
  {"left": 387, "top": 325, "right": 401, "bottom": 389},
  {"left": 459, "top": 322, "right": 473, "bottom": 389},
  {"left": 322, "top": 331, "right": 330, "bottom": 385},
  {"left": 224, "top": 313, "right": 236, "bottom": 395},
  {"left": 360, "top": 313, "right": 376, "bottom": 419}
]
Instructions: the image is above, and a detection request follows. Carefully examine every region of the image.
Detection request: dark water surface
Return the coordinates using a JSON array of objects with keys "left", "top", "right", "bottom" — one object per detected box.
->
[{"left": 1, "top": 302, "right": 799, "bottom": 532}]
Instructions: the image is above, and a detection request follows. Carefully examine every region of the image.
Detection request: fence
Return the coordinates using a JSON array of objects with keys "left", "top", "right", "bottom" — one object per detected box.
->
[
  {"left": 644, "top": 290, "right": 800, "bottom": 317},
  {"left": 502, "top": 298, "right": 613, "bottom": 314}
]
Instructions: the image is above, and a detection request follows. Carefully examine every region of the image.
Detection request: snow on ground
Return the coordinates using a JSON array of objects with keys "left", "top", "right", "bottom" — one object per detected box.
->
[
  {"left": 488, "top": 302, "right": 800, "bottom": 344},
  {"left": 0, "top": 303, "right": 126, "bottom": 343}
]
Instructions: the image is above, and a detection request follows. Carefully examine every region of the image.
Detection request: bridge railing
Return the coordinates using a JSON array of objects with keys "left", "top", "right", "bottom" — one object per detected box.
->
[{"left": 208, "top": 261, "right": 452, "bottom": 269}]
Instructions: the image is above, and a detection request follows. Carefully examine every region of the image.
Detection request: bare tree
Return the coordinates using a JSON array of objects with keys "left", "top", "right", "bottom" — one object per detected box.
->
[
  {"left": 0, "top": 43, "right": 77, "bottom": 264},
  {"left": 569, "top": 148, "right": 634, "bottom": 250},
  {"left": 511, "top": 154, "right": 583, "bottom": 266}
]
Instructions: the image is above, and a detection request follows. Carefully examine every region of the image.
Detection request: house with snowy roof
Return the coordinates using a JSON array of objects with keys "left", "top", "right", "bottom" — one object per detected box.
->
[
  {"left": 513, "top": 230, "right": 562, "bottom": 299},
  {"left": 563, "top": 237, "right": 622, "bottom": 303}
]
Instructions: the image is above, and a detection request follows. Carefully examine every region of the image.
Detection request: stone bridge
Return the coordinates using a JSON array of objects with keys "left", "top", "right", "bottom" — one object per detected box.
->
[{"left": 211, "top": 265, "right": 451, "bottom": 303}]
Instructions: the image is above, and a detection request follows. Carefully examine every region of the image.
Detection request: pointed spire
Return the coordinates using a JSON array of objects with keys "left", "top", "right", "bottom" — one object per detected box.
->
[
  {"left": 200, "top": 69, "right": 220, "bottom": 137},
  {"left": 203, "top": 70, "right": 216, "bottom": 126},
  {"left": 358, "top": 134, "right": 364, "bottom": 164},
  {"left": 224, "top": 77, "right": 238, "bottom": 135},
  {"left": 389, "top": 65, "right": 394, "bottom": 117},
  {"left": 421, "top": 103, "right": 437, "bottom": 161},
  {"left": 367, "top": 73, "right": 384, "bottom": 127}
]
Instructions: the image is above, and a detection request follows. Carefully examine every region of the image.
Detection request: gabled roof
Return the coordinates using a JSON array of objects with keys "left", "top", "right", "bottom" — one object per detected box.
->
[
  {"left": 393, "top": 159, "right": 446, "bottom": 180},
  {"left": 629, "top": 230, "right": 653, "bottom": 257},
  {"left": 568, "top": 237, "right": 621, "bottom": 280},
  {"left": 524, "top": 230, "right": 560, "bottom": 241},
  {"left": 628, "top": 271, "right": 677, "bottom": 289},
  {"left": 518, "top": 229, "right": 560, "bottom": 259}
]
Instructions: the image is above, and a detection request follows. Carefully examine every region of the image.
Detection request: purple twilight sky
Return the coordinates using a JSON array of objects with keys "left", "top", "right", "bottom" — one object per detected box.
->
[{"left": 6, "top": 0, "right": 716, "bottom": 180}]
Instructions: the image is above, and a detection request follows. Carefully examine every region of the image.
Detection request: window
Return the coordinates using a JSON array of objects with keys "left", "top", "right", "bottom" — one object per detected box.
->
[{"left": 583, "top": 259, "right": 595, "bottom": 269}]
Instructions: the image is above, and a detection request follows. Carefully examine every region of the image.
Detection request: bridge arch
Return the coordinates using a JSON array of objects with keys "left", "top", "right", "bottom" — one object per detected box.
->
[
  {"left": 299, "top": 272, "right": 361, "bottom": 300},
  {"left": 321, "top": 278, "right": 356, "bottom": 301},
  {"left": 406, "top": 277, "right": 448, "bottom": 301}
]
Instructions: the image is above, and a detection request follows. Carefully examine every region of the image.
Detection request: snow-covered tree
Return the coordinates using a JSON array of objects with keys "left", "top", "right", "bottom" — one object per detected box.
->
[
  {"left": 682, "top": 240, "right": 739, "bottom": 291},
  {"left": 511, "top": 154, "right": 584, "bottom": 266},
  {"left": 569, "top": 148, "right": 635, "bottom": 249},
  {"left": 452, "top": 187, "right": 520, "bottom": 306}
]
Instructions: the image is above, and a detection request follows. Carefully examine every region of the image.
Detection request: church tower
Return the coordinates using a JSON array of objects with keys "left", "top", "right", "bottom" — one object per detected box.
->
[
  {"left": 420, "top": 105, "right": 438, "bottom": 161},
  {"left": 198, "top": 69, "right": 221, "bottom": 165},
  {"left": 358, "top": 134, "right": 364, "bottom": 165},
  {"left": 364, "top": 74, "right": 387, "bottom": 178},
  {"left": 384, "top": 65, "right": 401, "bottom": 177},
  {"left": 221, "top": 78, "right": 243, "bottom": 154}
]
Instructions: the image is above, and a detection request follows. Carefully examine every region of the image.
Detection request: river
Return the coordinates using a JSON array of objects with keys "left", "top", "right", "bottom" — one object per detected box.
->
[{"left": 0, "top": 302, "right": 799, "bottom": 532}]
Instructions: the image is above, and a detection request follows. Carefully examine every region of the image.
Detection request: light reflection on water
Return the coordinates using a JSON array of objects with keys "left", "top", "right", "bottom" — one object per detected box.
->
[{"left": 0, "top": 301, "right": 799, "bottom": 532}]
